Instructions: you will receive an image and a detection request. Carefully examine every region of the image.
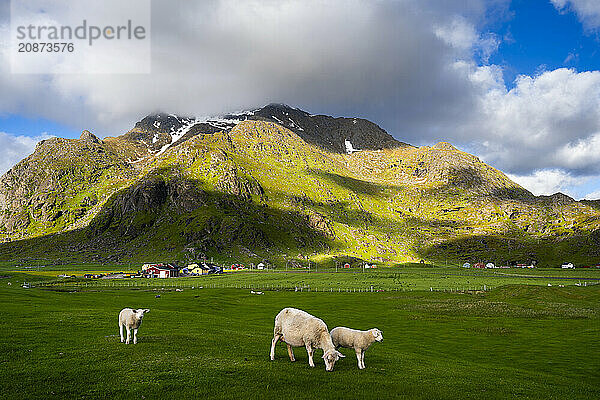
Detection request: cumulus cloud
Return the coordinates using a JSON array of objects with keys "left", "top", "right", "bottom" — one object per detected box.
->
[
  {"left": 551, "top": 0, "right": 600, "bottom": 30},
  {"left": 465, "top": 68, "right": 600, "bottom": 176},
  {"left": 584, "top": 189, "right": 600, "bottom": 200},
  {"left": 0, "top": 132, "right": 52, "bottom": 175},
  {"left": 0, "top": 0, "right": 500, "bottom": 136},
  {"left": 0, "top": 0, "right": 599, "bottom": 197},
  {"left": 507, "top": 169, "right": 584, "bottom": 197}
]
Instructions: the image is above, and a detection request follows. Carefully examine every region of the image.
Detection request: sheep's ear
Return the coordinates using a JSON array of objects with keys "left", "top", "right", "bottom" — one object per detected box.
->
[{"left": 144, "top": 309, "right": 150, "bottom": 313}]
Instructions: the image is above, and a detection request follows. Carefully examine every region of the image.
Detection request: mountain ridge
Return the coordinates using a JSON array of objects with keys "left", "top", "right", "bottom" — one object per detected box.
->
[{"left": 0, "top": 105, "right": 599, "bottom": 266}]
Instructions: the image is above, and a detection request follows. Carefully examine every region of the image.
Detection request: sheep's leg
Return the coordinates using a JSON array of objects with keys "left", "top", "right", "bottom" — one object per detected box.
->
[
  {"left": 355, "top": 348, "right": 363, "bottom": 369},
  {"left": 270, "top": 334, "right": 282, "bottom": 360},
  {"left": 306, "top": 344, "right": 315, "bottom": 367},
  {"left": 125, "top": 327, "right": 131, "bottom": 344},
  {"left": 361, "top": 350, "right": 366, "bottom": 369},
  {"left": 286, "top": 344, "right": 296, "bottom": 361},
  {"left": 119, "top": 323, "right": 124, "bottom": 343},
  {"left": 133, "top": 328, "right": 138, "bottom": 344}
]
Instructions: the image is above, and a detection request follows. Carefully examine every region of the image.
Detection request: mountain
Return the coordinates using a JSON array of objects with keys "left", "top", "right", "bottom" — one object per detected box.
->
[{"left": 1, "top": 104, "right": 599, "bottom": 266}]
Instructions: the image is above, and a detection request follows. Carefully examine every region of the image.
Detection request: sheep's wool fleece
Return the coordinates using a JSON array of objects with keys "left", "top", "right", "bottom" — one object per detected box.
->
[
  {"left": 275, "top": 308, "right": 330, "bottom": 348},
  {"left": 119, "top": 309, "right": 144, "bottom": 329}
]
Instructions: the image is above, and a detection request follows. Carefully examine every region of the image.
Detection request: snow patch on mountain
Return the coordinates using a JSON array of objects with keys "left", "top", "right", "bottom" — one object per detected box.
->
[
  {"left": 345, "top": 139, "right": 361, "bottom": 154},
  {"left": 157, "top": 119, "right": 199, "bottom": 155}
]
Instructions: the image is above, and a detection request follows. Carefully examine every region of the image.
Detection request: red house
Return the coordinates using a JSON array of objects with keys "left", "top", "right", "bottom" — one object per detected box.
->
[
  {"left": 143, "top": 264, "right": 179, "bottom": 278},
  {"left": 473, "top": 263, "right": 485, "bottom": 269}
]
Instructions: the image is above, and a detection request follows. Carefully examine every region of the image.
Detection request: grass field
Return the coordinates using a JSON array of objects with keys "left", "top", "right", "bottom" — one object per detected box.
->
[
  {"left": 0, "top": 268, "right": 599, "bottom": 399},
  {"left": 9, "top": 265, "right": 600, "bottom": 292}
]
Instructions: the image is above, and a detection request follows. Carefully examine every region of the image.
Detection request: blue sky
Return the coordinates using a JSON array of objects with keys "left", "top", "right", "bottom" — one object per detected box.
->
[
  {"left": 0, "top": 114, "right": 80, "bottom": 139},
  {"left": 1, "top": 0, "right": 600, "bottom": 200},
  {"left": 488, "top": 0, "right": 599, "bottom": 84}
]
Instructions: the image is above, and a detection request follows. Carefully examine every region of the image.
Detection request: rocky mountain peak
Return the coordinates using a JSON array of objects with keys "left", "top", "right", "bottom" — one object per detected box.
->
[
  {"left": 540, "top": 192, "right": 576, "bottom": 205},
  {"left": 433, "top": 142, "right": 458, "bottom": 151},
  {"left": 80, "top": 130, "right": 101, "bottom": 144}
]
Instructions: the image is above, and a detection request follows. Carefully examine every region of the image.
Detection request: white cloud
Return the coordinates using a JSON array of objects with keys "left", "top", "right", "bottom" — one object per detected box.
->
[
  {"left": 434, "top": 16, "right": 501, "bottom": 63},
  {"left": 555, "top": 133, "right": 600, "bottom": 169},
  {"left": 0, "top": 0, "right": 599, "bottom": 199},
  {"left": 584, "top": 189, "right": 600, "bottom": 200},
  {"left": 551, "top": 0, "right": 600, "bottom": 30},
  {"left": 465, "top": 68, "right": 600, "bottom": 176},
  {"left": 0, "top": 132, "right": 53, "bottom": 175},
  {"left": 507, "top": 169, "right": 582, "bottom": 197},
  {"left": 0, "top": 0, "right": 499, "bottom": 136},
  {"left": 435, "top": 16, "right": 479, "bottom": 51}
]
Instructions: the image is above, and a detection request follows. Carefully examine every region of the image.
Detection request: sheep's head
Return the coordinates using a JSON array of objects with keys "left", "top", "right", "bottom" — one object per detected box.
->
[
  {"left": 322, "top": 349, "right": 345, "bottom": 371},
  {"left": 371, "top": 328, "right": 383, "bottom": 342},
  {"left": 135, "top": 309, "right": 150, "bottom": 319}
]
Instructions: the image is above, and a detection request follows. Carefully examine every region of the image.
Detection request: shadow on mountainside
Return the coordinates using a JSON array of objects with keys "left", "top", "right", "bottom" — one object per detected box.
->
[
  {"left": 439, "top": 166, "right": 534, "bottom": 200},
  {"left": 417, "top": 230, "right": 600, "bottom": 266},
  {"left": 308, "top": 169, "right": 392, "bottom": 196},
  {"left": 0, "top": 169, "right": 340, "bottom": 263}
]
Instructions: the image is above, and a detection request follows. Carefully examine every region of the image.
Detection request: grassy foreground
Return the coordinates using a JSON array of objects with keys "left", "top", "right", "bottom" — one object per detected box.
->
[{"left": 0, "top": 280, "right": 598, "bottom": 399}]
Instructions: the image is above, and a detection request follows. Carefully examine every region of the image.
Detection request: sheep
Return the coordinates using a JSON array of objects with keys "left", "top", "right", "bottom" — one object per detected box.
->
[
  {"left": 330, "top": 327, "right": 383, "bottom": 369},
  {"left": 270, "top": 307, "right": 345, "bottom": 371},
  {"left": 118, "top": 308, "right": 150, "bottom": 344}
]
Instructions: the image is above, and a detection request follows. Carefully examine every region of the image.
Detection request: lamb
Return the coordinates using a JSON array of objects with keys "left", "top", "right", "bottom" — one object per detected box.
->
[
  {"left": 270, "top": 307, "right": 345, "bottom": 371},
  {"left": 330, "top": 327, "right": 383, "bottom": 369},
  {"left": 118, "top": 308, "right": 149, "bottom": 344}
]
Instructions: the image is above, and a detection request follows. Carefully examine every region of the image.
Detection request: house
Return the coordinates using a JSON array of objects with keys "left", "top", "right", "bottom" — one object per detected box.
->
[
  {"left": 83, "top": 273, "right": 104, "bottom": 279},
  {"left": 473, "top": 263, "right": 485, "bottom": 268},
  {"left": 462, "top": 263, "right": 471, "bottom": 268},
  {"left": 143, "top": 264, "right": 179, "bottom": 278},
  {"left": 561, "top": 262, "right": 574, "bottom": 269},
  {"left": 257, "top": 263, "right": 265, "bottom": 270},
  {"left": 485, "top": 263, "right": 495, "bottom": 269},
  {"left": 188, "top": 263, "right": 211, "bottom": 275},
  {"left": 343, "top": 263, "right": 351, "bottom": 268}
]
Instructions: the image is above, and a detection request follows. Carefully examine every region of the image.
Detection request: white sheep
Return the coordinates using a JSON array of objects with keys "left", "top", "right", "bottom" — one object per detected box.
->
[
  {"left": 330, "top": 327, "right": 383, "bottom": 369},
  {"left": 118, "top": 308, "right": 150, "bottom": 344},
  {"left": 270, "top": 307, "right": 345, "bottom": 371}
]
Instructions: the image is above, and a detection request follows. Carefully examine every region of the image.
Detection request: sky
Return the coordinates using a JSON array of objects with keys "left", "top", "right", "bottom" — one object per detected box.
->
[{"left": 1, "top": 0, "right": 600, "bottom": 199}]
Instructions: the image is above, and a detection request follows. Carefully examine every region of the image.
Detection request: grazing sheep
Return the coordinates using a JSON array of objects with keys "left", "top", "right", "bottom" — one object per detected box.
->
[
  {"left": 118, "top": 308, "right": 149, "bottom": 344},
  {"left": 270, "top": 307, "right": 345, "bottom": 371},
  {"left": 330, "top": 327, "right": 383, "bottom": 369}
]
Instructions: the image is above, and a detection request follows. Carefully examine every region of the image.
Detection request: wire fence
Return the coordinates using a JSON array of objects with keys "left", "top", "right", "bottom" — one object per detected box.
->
[{"left": 24, "top": 279, "right": 507, "bottom": 293}]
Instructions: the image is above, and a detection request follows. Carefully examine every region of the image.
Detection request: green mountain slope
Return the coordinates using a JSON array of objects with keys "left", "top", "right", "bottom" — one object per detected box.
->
[{"left": 1, "top": 106, "right": 599, "bottom": 266}]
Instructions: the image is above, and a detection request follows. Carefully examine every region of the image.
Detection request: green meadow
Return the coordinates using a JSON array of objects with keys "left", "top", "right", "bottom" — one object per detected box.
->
[{"left": 0, "top": 267, "right": 599, "bottom": 399}]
